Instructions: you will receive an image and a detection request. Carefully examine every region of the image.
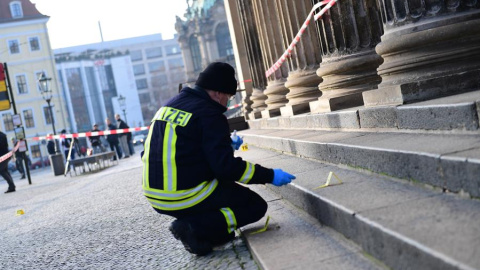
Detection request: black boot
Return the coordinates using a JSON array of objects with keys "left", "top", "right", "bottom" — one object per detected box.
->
[
  {"left": 4, "top": 188, "right": 15, "bottom": 193},
  {"left": 169, "top": 220, "right": 212, "bottom": 256}
]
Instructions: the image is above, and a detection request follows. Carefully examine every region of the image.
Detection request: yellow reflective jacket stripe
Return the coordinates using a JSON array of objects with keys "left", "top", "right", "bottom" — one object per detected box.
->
[
  {"left": 143, "top": 180, "right": 211, "bottom": 201},
  {"left": 147, "top": 179, "right": 218, "bottom": 211},
  {"left": 238, "top": 162, "right": 255, "bottom": 184},
  {"left": 142, "top": 121, "right": 157, "bottom": 189},
  {"left": 163, "top": 122, "right": 178, "bottom": 191},
  {"left": 220, "top": 207, "right": 237, "bottom": 233}
]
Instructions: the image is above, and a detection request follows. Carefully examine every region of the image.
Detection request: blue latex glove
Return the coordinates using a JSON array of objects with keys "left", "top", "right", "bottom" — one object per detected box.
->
[
  {"left": 231, "top": 136, "right": 243, "bottom": 150},
  {"left": 230, "top": 130, "right": 243, "bottom": 150},
  {"left": 272, "top": 169, "right": 296, "bottom": 186}
]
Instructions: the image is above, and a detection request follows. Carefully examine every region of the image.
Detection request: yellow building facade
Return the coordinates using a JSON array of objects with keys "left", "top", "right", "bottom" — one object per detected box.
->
[{"left": 0, "top": 0, "right": 68, "bottom": 164}]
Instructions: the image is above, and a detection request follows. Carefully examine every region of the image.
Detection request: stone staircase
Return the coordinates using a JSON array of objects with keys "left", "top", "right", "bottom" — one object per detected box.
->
[{"left": 234, "top": 91, "right": 480, "bottom": 270}]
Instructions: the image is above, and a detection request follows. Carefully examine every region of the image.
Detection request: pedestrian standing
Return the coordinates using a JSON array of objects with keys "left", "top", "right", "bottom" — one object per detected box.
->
[
  {"left": 89, "top": 124, "right": 105, "bottom": 154},
  {"left": 105, "top": 118, "right": 122, "bottom": 160},
  {"left": 115, "top": 114, "right": 134, "bottom": 156},
  {"left": 46, "top": 134, "right": 56, "bottom": 155},
  {"left": 115, "top": 114, "right": 131, "bottom": 158},
  {"left": 141, "top": 62, "right": 295, "bottom": 256},
  {"left": 60, "top": 129, "right": 75, "bottom": 161},
  {"left": 11, "top": 138, "right": 25, "bottom": 179},
  {"left": 1, "top": 131, "right": 15, "bottom": 193}
]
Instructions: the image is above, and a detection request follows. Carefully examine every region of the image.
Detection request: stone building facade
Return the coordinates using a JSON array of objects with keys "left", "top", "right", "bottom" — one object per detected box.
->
[
  {"left": 225, "top": 0, "right": 480, "bottom": 120},
  {"left": 175, "top": 0, "right": 236, "bottom": 84}
]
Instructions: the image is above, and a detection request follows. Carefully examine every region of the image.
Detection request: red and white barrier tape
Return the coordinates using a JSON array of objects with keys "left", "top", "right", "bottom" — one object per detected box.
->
[
  {"left": 31, "top": 126, "right": 150, "bottom": 141},
  {"left": 0, "top": 142, "right": 20, "bottom": 163},
  {"left": 265, "top": 0, "right": 337, "bottom": 78},
  {"left": 227, "top": 103, "right": 242, "bottom": 111}
]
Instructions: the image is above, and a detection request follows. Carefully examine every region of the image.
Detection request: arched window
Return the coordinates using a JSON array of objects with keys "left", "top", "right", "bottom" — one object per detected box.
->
[
  {"left": 9, "top": 1, "right": 23, "bottom": 18},
  {"left": 216, "top": 23, "right": 233, "bottom": 58},
  {"left": 189, "top": 35, "right": 202, "bottom": 72}
]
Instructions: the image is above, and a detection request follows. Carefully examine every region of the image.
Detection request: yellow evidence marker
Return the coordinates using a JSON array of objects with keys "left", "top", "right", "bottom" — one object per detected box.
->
[
  {"left": 241, "top": 144, "right": 249, "bottom": 151},
  {"left": 250, "top": 215, "right": 271, "bottom": 235},
  {"left": 314, "top": 171, "right": 343, "bottom": 190},
  {"left": 15, "top": 209, "right": 25, "bottom": 216}
]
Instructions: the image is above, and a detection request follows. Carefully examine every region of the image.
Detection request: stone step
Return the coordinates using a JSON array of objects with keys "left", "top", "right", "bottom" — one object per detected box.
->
[
  {"left": 236, "top": 146, "right": 480, "bottom": 270},
  {"left": 242, "top": 185, "right": 387, "bottom": 270},
  {"left": 247, "top": 90, "right": 480, "bottom": 133},
  {"left": 238, "top": 129, "right": 480, "bottom": 198}
]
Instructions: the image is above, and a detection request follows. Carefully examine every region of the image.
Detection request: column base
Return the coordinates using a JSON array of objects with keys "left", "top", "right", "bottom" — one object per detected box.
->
[
  {"left": 363, "top": 69, "right": 480, "bottom": 107},
  {"left": 311, "top": 92, "right": 364, "bottom": 113},
  {"left": 280, "top": 103, "right": 311, "bottom": 117},
  {"left": 261, "top": 108, "right": 281, "bottom": 119},
  {"left": 248, "top": 111, "right": 263, "bottom": 120}
]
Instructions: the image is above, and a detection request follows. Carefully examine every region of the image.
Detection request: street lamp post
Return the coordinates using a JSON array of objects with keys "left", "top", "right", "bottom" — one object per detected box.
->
[
  {"left": 118, "top": 95, "right": 127, "bottom": 123},
  {"left": 38, "top": 73, "right": 60, "bottom": 154}
]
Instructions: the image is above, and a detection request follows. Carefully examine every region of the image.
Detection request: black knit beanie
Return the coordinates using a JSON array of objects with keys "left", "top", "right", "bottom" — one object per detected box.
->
[{"left": 196, "top": 62, "right": 237, "bottom": 95}]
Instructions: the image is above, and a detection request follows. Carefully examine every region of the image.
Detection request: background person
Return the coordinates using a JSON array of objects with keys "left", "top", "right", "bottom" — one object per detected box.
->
[
  {"left": 11, "top": 138, "right": 25, "bottom": 179},
  {"left": 89, "top": 124, "right": 105, "bottom": 154},
  {"left": 105, "top": 118, "right": 122, "bottom": 160},
  {"left": 1, "top": 131, "right": 15, "bottom": 193},
  {"left": 115, "top": 114, "right": 134, "bottom": 157},
  {"left": 46, "top": 134, "right": 56, "bottom": 155}
]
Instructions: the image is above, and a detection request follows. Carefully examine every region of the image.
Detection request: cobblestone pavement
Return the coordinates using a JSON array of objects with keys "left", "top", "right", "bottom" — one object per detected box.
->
[{"left": 0, "top": 151, "right": 259, "bottom": 270}]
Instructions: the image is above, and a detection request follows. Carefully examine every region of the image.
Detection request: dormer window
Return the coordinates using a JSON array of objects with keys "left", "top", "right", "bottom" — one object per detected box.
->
[{"left": 10, "top": 1, "right": 24, "bottom": 18}]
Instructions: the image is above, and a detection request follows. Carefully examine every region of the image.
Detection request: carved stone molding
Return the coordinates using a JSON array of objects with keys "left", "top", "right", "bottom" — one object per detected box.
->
[
  {"left": 363, "top": 0, "right": 480, "bottom": 106},
  {"left": 275, "top": 0, "right": 323, "bottom": 114},
  {"left": 311, "top": 0, "right": 384, "bottom": 112}
]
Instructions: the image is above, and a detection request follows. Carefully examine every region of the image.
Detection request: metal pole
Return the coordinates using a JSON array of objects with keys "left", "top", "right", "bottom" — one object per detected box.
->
[
  {"left": 123, "top": 109, "right": 127, "bottom": 124},
  {"left": 47, "top": 99, "right": 60, "bottom": 153}
]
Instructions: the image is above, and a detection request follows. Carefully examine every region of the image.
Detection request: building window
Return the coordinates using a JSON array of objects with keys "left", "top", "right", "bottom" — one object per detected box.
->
[
  {"left": 151, "top": 74, "right": 168, "bottom": 88},
  {"left": 168, "top": 58, "right": 184, "bottom": 70},
  {"left": 189, "top": 36, "right": 202, "bottom": 72},
  {"left": 133, "top": 64, "right": 145, "bottom": 76},
  {"left": 130, "top": 50, "right": 143, "bottom": 61},
  {"left": 29, "top": 37, "right": 40, "bottom": 51},
  {"left": 148, "top": 61, "right": 165, "bottom": 73},
  {"left": 31, "top": 145, "right": 41, "bottom": 159},
  {"left": 9, "top": 1, "right": 23, "bottom": 18},
  {"left": 16, "top": 75, "right": 28, "bottom": 94},
  {"left": 139, "top": 93, "right": 150, "bottom": 104},
  {"left": 136, "top": 78, "right": 148, "bottom": 89},
  {"left": 146, "top": 47, "right": 163, "bottom": 59},
  {"left": 23, "top": 109, "right": 34, "bottom": 128},
  {"left": 165, "top": 45, "right": 181, "bottom": 55},
  {"left": 8, "top": 40, "right": 20, "bottom": 54},
  {"left": 43, "top": 107, "right": 53, "bottom": 125},
  {"left": 2, "top": 113, "right": 14, "bottom": 131},
  {"left": 216, "top": 23, "right": 233, "bottom": 57}
]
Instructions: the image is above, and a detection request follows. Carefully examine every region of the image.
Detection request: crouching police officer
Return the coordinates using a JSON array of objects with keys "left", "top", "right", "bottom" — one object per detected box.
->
[{"left": 141, "top": 62, "right": 295, "bottom": 255}]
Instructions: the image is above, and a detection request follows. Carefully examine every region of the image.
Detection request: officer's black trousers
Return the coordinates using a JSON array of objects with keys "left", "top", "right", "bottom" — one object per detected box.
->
[{"left": 155, "top": 181, "right": 268, "bottom": 245}]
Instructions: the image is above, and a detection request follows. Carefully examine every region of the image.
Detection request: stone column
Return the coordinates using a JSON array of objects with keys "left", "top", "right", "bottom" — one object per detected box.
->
[
  {"left": 310, "top": 0, "right": 384, "bottom": 113},
  {"left": 363, "top": 1, "right": 480, "bottom": 107},
  {"left": 225, "top": 0, "right": 255, "bottom": 118},
  {"left": 252, "top": 0, "right": 290, "bottom": 119},
  {"left": 235, "top": 0, "right": 269, "bottom": 119},
  {"left": 274, "top": 0, "right": 323, "bottom": 117}
]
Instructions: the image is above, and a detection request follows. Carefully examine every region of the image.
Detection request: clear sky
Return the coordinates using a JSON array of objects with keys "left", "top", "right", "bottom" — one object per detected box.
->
[{"left": 32, "top": 0, "right": 189, "bottom": 49}]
